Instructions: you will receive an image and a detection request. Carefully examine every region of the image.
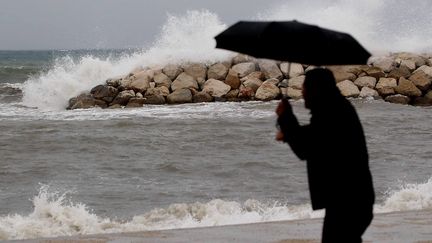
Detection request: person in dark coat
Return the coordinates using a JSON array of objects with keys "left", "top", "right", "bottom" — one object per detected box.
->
[{"left": 275, "top": 68, "right": 375, "bottom": 243}]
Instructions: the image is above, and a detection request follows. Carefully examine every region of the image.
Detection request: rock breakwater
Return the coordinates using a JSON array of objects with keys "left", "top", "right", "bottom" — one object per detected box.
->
[{"left": 67, "top": 52, "right": 432, "bottom": 109}]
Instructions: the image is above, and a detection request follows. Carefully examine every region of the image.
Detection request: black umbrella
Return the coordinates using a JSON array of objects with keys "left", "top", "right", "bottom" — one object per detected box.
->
[{"left": 215, "top": 20, "right": 371, "bottom": 66}]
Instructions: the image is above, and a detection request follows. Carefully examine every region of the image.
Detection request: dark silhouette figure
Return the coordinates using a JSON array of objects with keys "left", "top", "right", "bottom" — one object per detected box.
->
[{"left": 276, "top": 68, "right": 375, "bottom": 243}]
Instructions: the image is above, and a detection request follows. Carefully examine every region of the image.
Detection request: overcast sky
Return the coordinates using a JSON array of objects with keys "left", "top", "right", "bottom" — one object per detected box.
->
[
  {"left": 2, "top": 0, "right": 431, "bottom": 52},
  {"left": 0, "top": 0, "right": 282, "bottom": 50}
]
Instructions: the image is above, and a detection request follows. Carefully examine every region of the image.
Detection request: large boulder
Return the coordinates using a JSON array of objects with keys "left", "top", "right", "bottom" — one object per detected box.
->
[
  {"left": 110, "top": 90, "right": 135, "bottom": 106},
  {"left": 231, "top": 62, "right": 256, "bottom": 78},
  {"left": 395, "top": 53, "right": 426, "bottom": 68},
  {"left": 202, "top": 79, "right": 231, "bottom": 98},
  {"left": 286, "top": 87, "right": 303, "bottom": 99},
  {"left": 171, "top": 72, "right": 199, "bottom": 92},
  {"left": 68, "top": 93, "right": 107, "bottom": 109},
  {"left": 413, "top": 90, "right": 432, "bottom": 106},
  {"left": 232, "top": 54, "right": 256, "bottom": 65},
  {"left": 128, "top": 70, "right": 152, "bottom": 93},
  {"left": 162, "top": 64, "right": 182, "bottom": 80},
  {"left": 288, "top": 75, "right": 305, "bottom": 89},
  {"left": 193, "top": 91, "right": 214, "bottom": 103},
  {"left": 376, "top": 78, "right": 397, "bottom": 96},
  {"left": 328, "top": 66, "right": 357, "bottom": 82},
  {"left": 359, "top": 87, "right": 380, "bottom": 99},
  {"left": 264, "top": 78, "right": 280, "bottom": 86},
  {"left": 255, "top": 80, "right": 280, "bottom": 101},
  {"left": 91, "top": 85, "right": 119, "bottom": 103},
  {"left": 336, "top": 80, "right": 360, "bottom": 97},
  {"left": 224, "top": 69, "right": 241, "bottom": 89},
  {"left": 280, "top": 63, "right": 304, "bottom": 78},
  {"left": 240, "top": 71, "right": 265, "bottom": 82},
  {"left": 408, "top": 70, "right": 432, "bottom": 91},
  {"left": 258, "top": 60, "right": 283, "bottom": 80},
  {"left": 238, "top": 86, "right": 255, "bottom": 100},
  {"left": 225, "top": 89, "right": 240, "bottom": 101},
  {"left": 385, "top": 94, "right": 410, "bottom": 105},
  {"left": 387, "top": 66, "right": 412, "bottom": 79},
  {"left": 143, "top": 94, "right": 166, "bottom": 105},
  {"left": 154, "top": 73, "right": 172, "bottom": 88},
  {"left": 118, "top": 76, "right": 133, "bottom": 91},
  {"left": 166, "top": 89, "right": 193, "bottom": 104},
  {"left": 395, "top": 77, "right": 422, "bottom": 97},
  {"left": 242, "top": 78, "right": 263, "bottom": 92},
  {"left": 126, "top": 98, "right": 147, "bottom": 108},
  {"left": 400, "top": 59, "right": 416, "bottom": 71},
  {"left": 414, "top": 65, "right": 432, "bottom": 78},
  {"left": 207, "top": 63, "right": 228, "bottom": 80},
  {"left": 364, "top": 66, "right": 386, "bottom": 79},
  {"left": 413, "top": 96, "right": 432, "bottom": 106},
  {"left": 183, "top": 63, "right": 207, "bottom": 83},
  {"left": 354, "top": 76, "right": 377, "bottom": 89},
  {"left": 145, "top": 86, "right": 170, "bottom": 97},
  {"left": 106, "top": 76, "right": 123, "bottom": 88},
  {"left": 370, "top": 57, "right": 396, "bottom": 72}
]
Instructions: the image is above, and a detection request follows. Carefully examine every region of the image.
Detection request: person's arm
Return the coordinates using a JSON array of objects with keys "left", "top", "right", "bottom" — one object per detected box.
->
[{"left": 276, "top": 100, "right": 308, "bottom": 160}]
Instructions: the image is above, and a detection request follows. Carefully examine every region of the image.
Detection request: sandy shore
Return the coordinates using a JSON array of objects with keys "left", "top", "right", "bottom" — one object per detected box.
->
[{"left": 6, "top": 209, "right": 432, "bottom": 243}]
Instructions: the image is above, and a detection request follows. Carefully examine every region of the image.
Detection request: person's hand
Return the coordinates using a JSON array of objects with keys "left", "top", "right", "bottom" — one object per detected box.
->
[
  {"left": 275, "top": 98, "right": 292, "bottom": 117},
  {"left": 275, "top": 130, "right": 284, "bottom": 141}
]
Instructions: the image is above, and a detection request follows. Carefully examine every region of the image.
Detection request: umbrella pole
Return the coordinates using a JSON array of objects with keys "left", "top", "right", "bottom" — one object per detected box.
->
[{"left": 281, "top": 62, "right": 291, "bottom": 100}]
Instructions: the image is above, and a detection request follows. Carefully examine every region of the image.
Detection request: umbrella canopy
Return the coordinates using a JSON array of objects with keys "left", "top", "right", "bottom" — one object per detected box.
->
[{"left": 215, "top": 20, "right": 371, "bottom": 66}]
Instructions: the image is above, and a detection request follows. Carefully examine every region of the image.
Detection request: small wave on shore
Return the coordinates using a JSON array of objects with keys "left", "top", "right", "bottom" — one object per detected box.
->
[{"left": 1, "top": 178, "right": 431, "bottom": 240}]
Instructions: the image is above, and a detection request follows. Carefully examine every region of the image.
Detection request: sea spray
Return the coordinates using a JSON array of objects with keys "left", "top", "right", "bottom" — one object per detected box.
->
[
  {"left": 259, "top": 0, "right": 432, "bottom": 53},
  {"left": 21, "top": 10, "right": 232, "bottom": 111},
  {"left": 2, "top": 178, "right": 432, "bottom": 240}
]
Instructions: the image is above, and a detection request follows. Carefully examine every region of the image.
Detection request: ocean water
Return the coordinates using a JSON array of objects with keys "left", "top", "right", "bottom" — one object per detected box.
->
[{"left": 1, "top": 7, "right": 432, "bottom": 241}]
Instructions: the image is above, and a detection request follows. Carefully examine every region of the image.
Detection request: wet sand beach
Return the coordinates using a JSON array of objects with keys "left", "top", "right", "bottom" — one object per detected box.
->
[{"left": 8, "top": 209, "right": 432, "bottom": 243}]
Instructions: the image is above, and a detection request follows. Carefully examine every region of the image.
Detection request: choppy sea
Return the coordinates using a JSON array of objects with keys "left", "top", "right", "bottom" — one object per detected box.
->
[
  {"left": 1, "top": 48, "right": 431, "bottom": 240},
  {"left": 1, "top": 6, "right": 432, "bottom": 239}
]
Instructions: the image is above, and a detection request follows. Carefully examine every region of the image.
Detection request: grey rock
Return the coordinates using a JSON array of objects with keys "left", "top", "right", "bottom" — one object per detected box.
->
[
  {"left": 162, "top": 64, "right": 182, "bottom": 80},
  {"left": 193, "top": 91, "right": 214, "bottom": 103},
  {"left": 183, "top": 63, "right": 207, "bottom": 81},
  {"left": 385, "top": 94, "right": 410, "bottom": 105},
  {"left": 91, "top": 85, "right": 119, "bottom": 103},
  {"left": 143, "top": 94, "right": 166, "bottom": 105},
  {"left": 395, "top": 77, "right": 422, "bottom": 97},
  {"left": 171, "top": 72, "right": 199, "bottom": 92},
  {"left": 207, "top": 63, "right": 228, "bottom": 80},
  {"left": 167, "top": 89, "right": 193, "bottom": 104},
  {"left": 232, "top": 62, "right": 256, "bottom": 78},
  {"left": 202, "top": 79, "right": 231, "bottom": 97},
  {"left": 154, "top": 73, "right": 172, "bottom": 88},
  {"left": 337, "top": 80, "right": 360, "bottom": 97},
  {"left": 110, "top": 90, "right": 135, "bottom": 106},
  {"left": 225, "top": 69, "right": 241, "bottom": 89},
  {"left": 255, "top": 81, "right": 280, "bottom": 101},
  {"left": 354, "top": 76, "right": 377, "bottom": 89},
  {"left": 258, "top": 60, "right": 283, "bottom": 80}
]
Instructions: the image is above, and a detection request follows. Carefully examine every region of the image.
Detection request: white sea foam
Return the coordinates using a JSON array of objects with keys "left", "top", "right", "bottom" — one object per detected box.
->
[
  {"left": 1, "top": 178, "right": 431, "bottom": 240},
  {"left": 0, "top": 101, "right": 276, "bottom": 121},
  {"left": 375, "top": 177, "right": 432, "bottom": 213}
]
